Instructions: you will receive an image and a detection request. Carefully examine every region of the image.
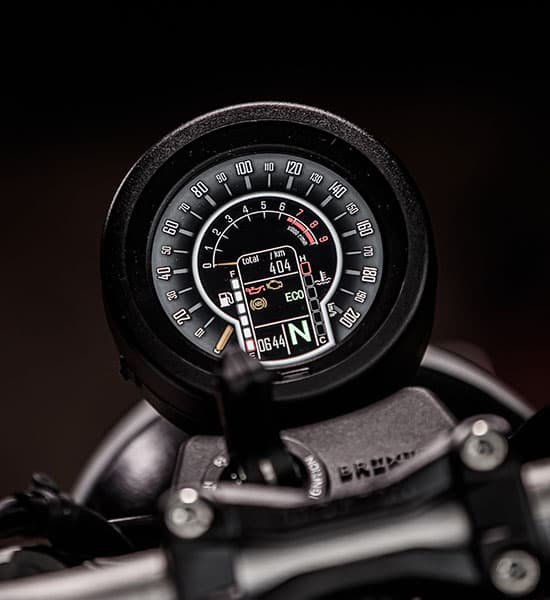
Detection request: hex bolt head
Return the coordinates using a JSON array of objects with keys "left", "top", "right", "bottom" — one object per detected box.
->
[
  {"left": 460, "top": 419, "right": 508, "bottom": 471},
  {"left": 491, "top": 550, "right": 541, "bottom": 596},
  {"left": 165, "top": 487, "right": 214, "bottom": 539}
]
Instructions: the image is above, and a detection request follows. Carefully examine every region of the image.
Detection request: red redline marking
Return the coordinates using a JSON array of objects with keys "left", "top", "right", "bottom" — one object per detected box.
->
[
  {"left": 304, "top": 230, "right": 316, "bottom": 245},
  {"left": 287, "top": 217, "right": 316, "bottom": 245}
]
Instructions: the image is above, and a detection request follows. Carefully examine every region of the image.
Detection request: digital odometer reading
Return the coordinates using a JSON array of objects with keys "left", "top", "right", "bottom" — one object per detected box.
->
[{"left": 151, "top": 152, "right": 383, "bottom": 367}]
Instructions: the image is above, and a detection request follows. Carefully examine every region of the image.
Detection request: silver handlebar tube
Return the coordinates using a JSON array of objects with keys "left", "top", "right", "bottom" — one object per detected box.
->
[
  {"left": 235, "top": 500, "right": 474, "bottom": 596},
  {"left": 0, "top": 501, "right": 473, "bottom": 600},
  {"left": 0, "top": 551, "right": 175, "bottom": 600},
  {"left": 523, "top": 458, "right": 550, "bottom": 558}
]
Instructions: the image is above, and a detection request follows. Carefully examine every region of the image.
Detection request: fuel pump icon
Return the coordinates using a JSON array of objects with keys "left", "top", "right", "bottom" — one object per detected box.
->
[{"left": 218, "top": 291, "right": 234, "bottom": 308}]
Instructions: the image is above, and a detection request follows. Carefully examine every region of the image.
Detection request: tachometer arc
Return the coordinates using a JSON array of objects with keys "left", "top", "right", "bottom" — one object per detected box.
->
[
  {"left": 198, "top": 191, "right": 339, "bottom": 259},
  {"left": 191, "top": 191, "right": 346, "bottom": 344},
  {"left": 211, "top": 209, "right": 322, "bottom": 262}
]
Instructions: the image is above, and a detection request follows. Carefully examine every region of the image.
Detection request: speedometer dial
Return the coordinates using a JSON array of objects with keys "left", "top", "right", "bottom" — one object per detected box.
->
[
  {"left": 102, "top": 102, "right": 435, "bottom": 430},
  {"left": 151, "top": 153, "right": 383, "bottom": 367}
]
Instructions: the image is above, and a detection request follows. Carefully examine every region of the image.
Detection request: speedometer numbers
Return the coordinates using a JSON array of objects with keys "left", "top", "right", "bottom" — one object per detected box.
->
[{"left": 151, "top": 153, "right": 383, "bottom": 367}]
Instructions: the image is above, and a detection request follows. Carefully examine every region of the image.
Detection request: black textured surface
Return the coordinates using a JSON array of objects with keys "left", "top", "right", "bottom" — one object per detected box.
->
[{"left": 175, "top": 387, "right": 454, "bottom": 500}]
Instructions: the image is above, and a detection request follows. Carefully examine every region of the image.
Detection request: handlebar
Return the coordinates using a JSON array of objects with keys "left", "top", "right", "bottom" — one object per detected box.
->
[
  {"left": 235, "top": 500, "right": 474, "bottom": 596},
  {"left": 0, "top": 551, "right": 174, "bottom": 600},
  {"left": 0, "top": 433, "right": 548, "bottom": 599},
  {"left": 0, "top": 501, "right": 473, "bottom": 600},
  {"left": 524, "top": 458, "right": 550, "bottom": 558}
]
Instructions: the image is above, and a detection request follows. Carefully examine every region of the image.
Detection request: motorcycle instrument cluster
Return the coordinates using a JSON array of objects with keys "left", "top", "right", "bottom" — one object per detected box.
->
[{"left": 102, "top": 103, "right": 435, "bottom": 428}]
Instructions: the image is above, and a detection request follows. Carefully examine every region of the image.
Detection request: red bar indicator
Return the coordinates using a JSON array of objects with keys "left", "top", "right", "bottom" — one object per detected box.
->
[
  {"left": 300, "top": 261, "right": 312, "bottom": 276},
  {"left": 287, "top": 217, "right": 316, "bottom": 244}
]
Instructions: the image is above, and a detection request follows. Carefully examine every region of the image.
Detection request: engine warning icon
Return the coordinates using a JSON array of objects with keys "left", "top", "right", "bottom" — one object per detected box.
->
[{"left": 266, "top": 279, "right": 283, "bottom": 291}]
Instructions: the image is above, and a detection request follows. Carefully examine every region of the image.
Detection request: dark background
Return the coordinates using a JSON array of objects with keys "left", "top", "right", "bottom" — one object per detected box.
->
[{"left": 1, "top": 8, "right": 549, "bottom": 495}]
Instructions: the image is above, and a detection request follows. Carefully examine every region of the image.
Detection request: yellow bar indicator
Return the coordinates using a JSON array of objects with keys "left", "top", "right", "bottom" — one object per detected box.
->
[{"left": 214, "top": 324, "right": 234, "bottom": 354}]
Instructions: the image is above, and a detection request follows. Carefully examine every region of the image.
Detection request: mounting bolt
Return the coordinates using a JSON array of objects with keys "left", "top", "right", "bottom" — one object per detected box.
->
[
  {"left": 491, "top": 550, "right": 540, "bottom": 596},
  {"left": 214, "top": 455, "right": 228, "bottom": 468},
  {"left": 165, "top": 487, "right": 214, "bottom": 539},
  {"left": 460, "top": 419, "right": 508, "bottom": 471}
]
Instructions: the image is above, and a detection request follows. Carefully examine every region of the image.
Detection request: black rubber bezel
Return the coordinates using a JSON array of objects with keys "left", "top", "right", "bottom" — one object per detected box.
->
[{"left": 102, "top": 103, "right": 436, "bottom": 431}]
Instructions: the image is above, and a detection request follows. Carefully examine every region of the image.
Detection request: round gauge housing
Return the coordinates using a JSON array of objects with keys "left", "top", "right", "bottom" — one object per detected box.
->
[{"left": 102, "top": 102, "right": 436, "bottom": 431}]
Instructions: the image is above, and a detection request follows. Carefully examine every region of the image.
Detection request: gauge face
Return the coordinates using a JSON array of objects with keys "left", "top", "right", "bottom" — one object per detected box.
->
[{"left": 151, "top": 153, "right": 383, "bottom": 367}]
